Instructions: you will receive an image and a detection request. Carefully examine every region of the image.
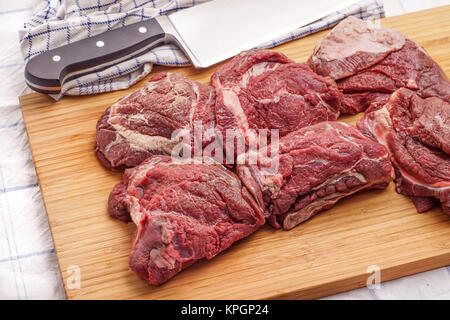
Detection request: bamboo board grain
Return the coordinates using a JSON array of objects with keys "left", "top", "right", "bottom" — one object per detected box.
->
[{"left": 20, "top": 7, "right": 450, "bottom": 300}]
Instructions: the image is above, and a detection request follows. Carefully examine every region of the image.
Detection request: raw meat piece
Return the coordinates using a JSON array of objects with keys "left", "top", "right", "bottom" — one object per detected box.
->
[
  {"left": 237, "top": 121, "right": 393, "bottom": 230},
  {"left": 211, "top": 49, "right": 342, "bottom": 159},
  {"left": 341, "top": 92, "right": 391, "bottom": 115},
  {"left": 108, "top": 155, "right": 265, "bottom": 285},
  {"left": 96, "top": 72, "right": 216, "bottom": 171},
  {"left": 358, "top": 88, "right": 450, "bottom": 215},
  {"left": 308, "top": 17, "right": 450, "bottom": 114}
]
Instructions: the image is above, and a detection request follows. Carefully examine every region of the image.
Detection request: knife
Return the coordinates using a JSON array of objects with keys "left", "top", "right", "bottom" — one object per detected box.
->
[{"left": 25, "top": 0, "right": 357, "bottom": 94}]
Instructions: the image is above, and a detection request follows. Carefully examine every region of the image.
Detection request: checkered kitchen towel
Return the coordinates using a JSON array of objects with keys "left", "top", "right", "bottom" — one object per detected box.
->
[{"left": 19, "top": 0, "right": 384, "bottom": 100}]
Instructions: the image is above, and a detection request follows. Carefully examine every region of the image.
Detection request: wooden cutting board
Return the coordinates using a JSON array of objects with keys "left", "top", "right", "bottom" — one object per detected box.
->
[{"left": 20, "top": 6, "right": 450, "bottom": 300}]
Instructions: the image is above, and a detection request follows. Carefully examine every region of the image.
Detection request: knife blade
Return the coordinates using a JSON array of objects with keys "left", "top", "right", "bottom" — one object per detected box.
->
[{"left": 25, "top": 0, "right": 358, "bottom": 94}]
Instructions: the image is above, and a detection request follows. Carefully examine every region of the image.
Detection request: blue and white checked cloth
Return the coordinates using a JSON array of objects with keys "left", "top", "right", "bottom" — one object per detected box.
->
[
  {"left": 18, "top": 0, "right": 385, "bottom": 99},
  {"left": 1, "top": 0, "right": 450, "bottom": 300}
]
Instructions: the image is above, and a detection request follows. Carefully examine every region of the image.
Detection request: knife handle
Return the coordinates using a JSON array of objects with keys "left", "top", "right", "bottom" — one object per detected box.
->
[{"left": 25, "top": 17, "right": 166, "bottom": 94}]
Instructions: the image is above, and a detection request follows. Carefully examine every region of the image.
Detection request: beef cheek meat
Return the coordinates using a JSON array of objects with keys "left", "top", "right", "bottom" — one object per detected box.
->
[
  {"left": 96, "top": 72, "right": 216, "bottom": 171},
  {"left": 308, "top": 16, "right": 450, "bottom": 114},
  {"left": 358, "top": 88, "right": 450, "bottom": 215},
  {"left": 211, "top": 49, "right": 342, "bottom": 160},
  {"left": 108, "top": 155, "right": 265, "bottom": 285},
  {"left": 237, "top": 121, "right": 394, "bottom": 230}
]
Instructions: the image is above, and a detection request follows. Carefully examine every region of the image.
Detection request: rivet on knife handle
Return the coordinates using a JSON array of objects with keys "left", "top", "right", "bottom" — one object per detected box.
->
[{"left": 24, "top": 17, "right": 167, "bottom": 94}]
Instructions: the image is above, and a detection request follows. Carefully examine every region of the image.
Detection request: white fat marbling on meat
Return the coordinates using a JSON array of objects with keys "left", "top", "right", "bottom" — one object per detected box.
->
[
  {"left": 312, "top": 16, "right": 406, "bottom": 62},
  {"left": 221, "top": 89, "right": 258, "bottom": 144},
  {"left": 188, "top": 82, "right": 200, "bottom": 124},
  {"left": 282, "top": 168, "right": 390, "bottom": 230},
  {"left": 150, "top": 246, "right": 176, "bottom": 269},
  {"left": 104, "top": 72, "right": 201, "bottom": 158},
  {"left": 369, "top": 93, "right": 450, "bottom": 190},
  {"left": 283, "top": 197, "right": 341, "bottom": 230}
]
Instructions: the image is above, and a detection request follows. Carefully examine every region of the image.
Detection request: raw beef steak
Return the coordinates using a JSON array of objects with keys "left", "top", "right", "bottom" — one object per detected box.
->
[
  {"left": 237, "top": 121, "right": 393, "bottom": 230},
  {"left": 96, "top": 72, "right": 215, "bottom": 171},
  {"left": 357, "top": 88, "right": 450, "bottom": 215},
  {"left": 211, "top": 49, "right": 342, "bottom": 160},
  {"left": 308, "top": 17, "right": 450, "bottom": 114},
  {"left": 108, "top": 155, "right": 265, "bottom": 285}
]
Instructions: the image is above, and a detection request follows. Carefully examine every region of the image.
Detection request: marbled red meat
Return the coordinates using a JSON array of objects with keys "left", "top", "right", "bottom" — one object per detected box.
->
[
  {"left": 237, "top": 121, "right": 393, "bottom": 230},
  {"left": 108, "top": 155, "right": 265, "bottom": 285},
  {"left": 308, "top": 17, "right": 450, "bottom": 114},
  {"left": 211, "top": 49, "right": 342, "bottom": 159},
  {"left": 96, "top": 72, "right": 215, "bottom": 170},
  {"left": 358, "top": 88, "right": 450, "bottom": 215}
]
